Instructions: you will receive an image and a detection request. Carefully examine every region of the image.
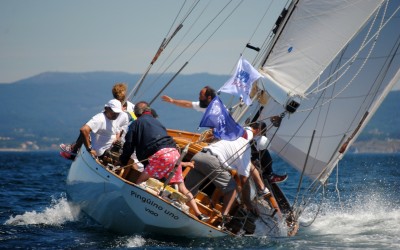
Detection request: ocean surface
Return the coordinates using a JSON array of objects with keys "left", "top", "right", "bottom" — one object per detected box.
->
[{"left": 0, "top": 151, "right": 399, "bottom": 249}]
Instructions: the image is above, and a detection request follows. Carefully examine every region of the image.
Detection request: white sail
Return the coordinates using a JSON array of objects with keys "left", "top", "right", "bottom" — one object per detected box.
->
[
  {"left": 260, "top": 0, "right": 400, "bottom": 181},
  {"left": 260, "top": 0, "right": 384, "bottom": 104}
]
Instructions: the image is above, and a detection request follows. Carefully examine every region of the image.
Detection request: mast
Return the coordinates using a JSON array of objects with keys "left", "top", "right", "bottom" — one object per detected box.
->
[{"left": 260, "top": 0, "right": 297, "bottom": 67}]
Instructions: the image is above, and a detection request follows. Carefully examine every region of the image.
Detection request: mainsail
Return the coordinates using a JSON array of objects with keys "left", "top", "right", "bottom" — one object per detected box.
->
[
  {"left": 260, "top": 0, "right": 384, "bottom": 105},
  {"left": 258, "top": 0, "right": 400, "bottom": 182}
]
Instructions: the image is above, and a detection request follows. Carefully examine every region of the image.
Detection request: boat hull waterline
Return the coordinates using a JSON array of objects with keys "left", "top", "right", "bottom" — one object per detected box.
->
[{"left": 66, "top": 148, "right": 231, "bottom": 238}]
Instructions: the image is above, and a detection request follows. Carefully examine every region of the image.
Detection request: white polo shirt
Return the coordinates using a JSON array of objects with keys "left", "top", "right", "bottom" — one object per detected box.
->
[
  {"left": 204, "top": 130, "right": 254, "bottom": 177},
  {"left": 192, "top": 101, "right": 207, "bottom": 113},
  {"left": 86, "top": 112, "right": 129, "bottom": 156}
]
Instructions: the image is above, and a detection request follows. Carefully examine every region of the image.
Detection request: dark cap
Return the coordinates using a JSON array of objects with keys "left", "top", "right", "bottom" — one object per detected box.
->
[{"left": 250, "top": 121, "right": 267, "bottom": 136}]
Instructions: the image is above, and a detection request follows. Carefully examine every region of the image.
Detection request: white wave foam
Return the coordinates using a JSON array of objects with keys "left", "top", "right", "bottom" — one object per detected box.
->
[
  {"left": 4, "top": 195, "right": 80, "bottom": 226},
  {"left": 111, "top": 235, "right": 147, "bottom": 248},
  {"left": 123, "top": 235, "right": 146, "bottom": 247},
  {"left": 298, "top": 191, "right": 400, "bottom": 247}
]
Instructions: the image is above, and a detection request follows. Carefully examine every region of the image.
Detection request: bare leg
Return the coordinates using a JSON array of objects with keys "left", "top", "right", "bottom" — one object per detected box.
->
[
  {"left": 135, "top": 172, "right": 151, "bottom": 184},
  {"left": 177, "top": 182, "right": 202, "bottom": 216},
  {"left": 221, "top": 189, "right": 237, "bottom": 216},
  {"left": 250, "top": 164, "right": 267, "bottom": 191}
]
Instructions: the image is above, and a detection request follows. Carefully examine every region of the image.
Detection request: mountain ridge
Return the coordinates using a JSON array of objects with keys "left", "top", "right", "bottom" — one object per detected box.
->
[{"left": 0, "top": 71, "right": 399, "bottom": 152}]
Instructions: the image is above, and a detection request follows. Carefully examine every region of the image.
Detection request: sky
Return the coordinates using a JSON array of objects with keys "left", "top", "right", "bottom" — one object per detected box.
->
[
  {"left": 0, "top": 0, "right": 399, "bottom": 90},
  {"left": 0, "top": 0, "right": 286, "bottom": 82}
]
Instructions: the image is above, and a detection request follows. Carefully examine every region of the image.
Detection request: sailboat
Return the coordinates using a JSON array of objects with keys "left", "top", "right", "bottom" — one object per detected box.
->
[{"left": 66, "top": 0, "right": 400, "bottom": 238}]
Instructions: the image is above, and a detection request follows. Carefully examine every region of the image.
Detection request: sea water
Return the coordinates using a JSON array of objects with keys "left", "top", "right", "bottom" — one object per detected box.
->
[{"left": 0, "top": 151, "right": 399, "bottom": 249}]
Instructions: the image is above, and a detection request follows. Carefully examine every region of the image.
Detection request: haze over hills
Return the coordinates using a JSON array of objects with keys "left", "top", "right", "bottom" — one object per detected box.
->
[
  {"left": 0, "top": 72, "right": 399, "bottom": 152},
  {"left": 0, "top": 72, "right": 227, "bottom": 150}
]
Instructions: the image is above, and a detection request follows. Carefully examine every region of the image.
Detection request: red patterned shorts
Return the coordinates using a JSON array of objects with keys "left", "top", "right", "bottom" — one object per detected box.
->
[{"left": 144, "top": 147, "right": 183, "bottom": 183}]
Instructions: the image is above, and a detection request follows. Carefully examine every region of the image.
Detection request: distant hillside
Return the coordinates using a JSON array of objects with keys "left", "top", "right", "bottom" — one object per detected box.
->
[
  {"left": 358, "top": 90, "right": 400, "bottom": 141},
  {"left": 0, "top": 72, "right": 228, "bottom": 149},
  {"left": 0, "top": 71, "right": 399, "bottom": 152}
]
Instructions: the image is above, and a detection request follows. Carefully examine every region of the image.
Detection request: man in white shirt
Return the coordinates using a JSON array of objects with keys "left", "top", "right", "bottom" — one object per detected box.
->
[
  {"left": 185, "top": 127, "right": 270, "bottom": 218},
  {"left": 161, "top": 86, "right": 216, "bottom": 113},
  {"left": 60, "top": 99, "right": 129, "bottom": 160}
]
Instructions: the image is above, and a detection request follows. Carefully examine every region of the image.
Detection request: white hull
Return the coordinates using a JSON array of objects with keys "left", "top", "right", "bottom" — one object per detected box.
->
[
  {"left": 66, "top": 148, "right": 231, "bottom": 237},
  {"left": 66, "top": 146, "right": 286, "bottom": 237}
]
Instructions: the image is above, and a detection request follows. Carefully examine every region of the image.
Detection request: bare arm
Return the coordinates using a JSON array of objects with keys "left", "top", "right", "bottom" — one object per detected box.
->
[
  {"left": 180, "top": 161, "right": 194, "bottom": 168},
  {"left": 80, "top": 124, "right": 96, "bottom": 156},
  {"left": 161, "top": 95, "right": 193, "bottom": 108}
]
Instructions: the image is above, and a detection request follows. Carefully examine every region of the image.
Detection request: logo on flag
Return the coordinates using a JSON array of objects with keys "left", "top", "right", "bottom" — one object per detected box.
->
[
  {"left": 219, "top": 56, "right": 263, "bottom": 105},
  {"left": 199, "top": 96, "right": 244, "bottom": 141}
]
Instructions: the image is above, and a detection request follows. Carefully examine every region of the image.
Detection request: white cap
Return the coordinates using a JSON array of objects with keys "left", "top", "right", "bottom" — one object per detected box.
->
[
  {"left": 105, "top": 99, "right": 122, "bottom": 113},
  {"left": 256, "top": 136, "right": 269, "bottom": 151}
]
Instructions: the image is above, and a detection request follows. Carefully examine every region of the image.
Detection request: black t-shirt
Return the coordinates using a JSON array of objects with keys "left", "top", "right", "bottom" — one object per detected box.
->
[{"left": 120, "top": 114, "right": 176, "bottom": 166}]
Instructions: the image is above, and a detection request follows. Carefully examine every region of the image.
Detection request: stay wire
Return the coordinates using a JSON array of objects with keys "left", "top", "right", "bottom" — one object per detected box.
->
[
  {"left": 188, "top": 133, "right": 262, "bottom": 201},
  {"left": 164, "top": 1, "right": 186, "bottom": 38},
  {"left": 139, "top": 0, "right": 244, "bottom": 102},
  {"left": 299, "top": 184, "right": 325, "bottom": 227},
  {"left": 136, "top": 0, "right": 213, "bottom": 101},
  {"left": 187, "top": 0, "right": 244, "bottom": 62},
  {"left": 191, "top": 119, "right": 280, "bottom": 204},
  {"left": 128, "top": 1, "right": 200, "bottom": 101},
  {"left": 155, "top": 0, "right": 212, "bottom": 73},
  {"left": 241, "top": 0, "right": 274, "bottom": 66},
  {"left": 335, "top": 162, "right": 343, "bottom": 210}
]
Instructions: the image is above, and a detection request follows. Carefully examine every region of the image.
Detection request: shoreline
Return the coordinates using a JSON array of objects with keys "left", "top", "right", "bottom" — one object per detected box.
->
[
  {"left": 1, "top": 148, "right": 399, "bottom": 154},
  {"left": 1, "top": 139, "right": 400, "bottom": 154},
  {"left": 0, "top": 148, "right": 58, "bottom": 152}
]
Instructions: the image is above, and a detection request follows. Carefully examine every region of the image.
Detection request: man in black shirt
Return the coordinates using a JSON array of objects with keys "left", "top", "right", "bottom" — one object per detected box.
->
[{"left": 120, "top": 101, "right": 209, "bottom": 221}]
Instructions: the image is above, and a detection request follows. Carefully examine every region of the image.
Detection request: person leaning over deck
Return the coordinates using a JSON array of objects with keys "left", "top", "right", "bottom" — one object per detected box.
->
[
  {"left": 161, "top": 85, "right": 216, "bottom": 113},
  {"left": 119, "top": 101, "right": 210, "bottom": 221},
  {"left": 185, "top": 127, "right": 271, "bottom": 219},
  {"left": 60, "top": 99, "right": 129, "bottom": 161},
  {"left": 249, "top": 122, "right": 288, "bottom": 184}
]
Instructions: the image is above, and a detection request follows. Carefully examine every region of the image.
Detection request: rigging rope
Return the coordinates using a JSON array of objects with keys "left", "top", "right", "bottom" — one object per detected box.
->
[
  {"left": 297, "top": 1, "right": 399, "bottom": 114},
  {"left": 127, "top": 1, "right": 201, "bottom": 102},
  {"left": 299, "top": 184, "right": 325, "bottom": 227},
  {"left": 335, "top": 162, "right": 343, "bottom": 210},
  {"left": 153, "top": 1, "right": 213, "bottom": 76},
  {"left": 305, "top": 2, "right": 384, "bottom": 96},
  {"left": 271, "top": 2, "right": 399, "bottom": 220},
  {"left": 293, "top": 5, "right": 400, "bottom": 213},
  {"left": 136, "top": 0, "right": 247, "bottom": 102},
  {"left": 250, "top": 0, "right": 292, "bottom": 67},
  {"left": 135, "top": 0, "right": 214, "bottom": 101}
]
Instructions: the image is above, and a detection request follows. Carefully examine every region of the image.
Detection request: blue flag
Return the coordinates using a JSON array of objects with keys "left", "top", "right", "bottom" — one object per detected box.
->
[
  {"left": 199, "top": 96, "right": 244, "bottom": 141},
  {"left": 219, "top": 56, "right": 263, "bottom": 105}
]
